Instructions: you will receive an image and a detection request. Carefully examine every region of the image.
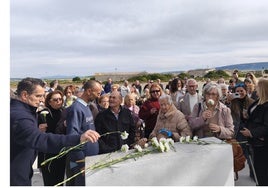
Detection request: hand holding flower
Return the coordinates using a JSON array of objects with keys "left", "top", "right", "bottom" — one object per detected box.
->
[
  {"left": 136, "top": 138, "right": 148, "bottom": 148},
  {"left": 209, "top": 123, "right": 221, "bottom": 133},
  {"left": 202, "top": 110, "right": 213, "bottom": 120},
  {"left": 41, "top": 130, "right": 127, "bottom": 168},
  {"left": 39, "top": 123, "right": 47, "bottom": 132},
  {"left": 80, "top": 130, "right": 100, "bottom": 143}
]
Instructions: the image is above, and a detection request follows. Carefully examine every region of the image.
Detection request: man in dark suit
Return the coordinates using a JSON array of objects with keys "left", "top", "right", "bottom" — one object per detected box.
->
[{"left": 10, "top": 77, "right": 100, "bottom": 186}]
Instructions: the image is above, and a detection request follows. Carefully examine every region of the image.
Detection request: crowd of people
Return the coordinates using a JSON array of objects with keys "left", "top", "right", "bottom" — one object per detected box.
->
[{"left": 10, "top": 70, "right": 268, "bottom": 186}]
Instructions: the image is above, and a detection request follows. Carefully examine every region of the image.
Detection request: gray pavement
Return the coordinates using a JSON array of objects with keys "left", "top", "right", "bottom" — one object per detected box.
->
[
  {"left": 235, "top": 164, "right": 256, "bottom": 186},
  {"left": 32, "top": 168, "right": 43, "bottom": 186},
  {"left": 32, "top": 158, "right": 256, "bottom": 186}
]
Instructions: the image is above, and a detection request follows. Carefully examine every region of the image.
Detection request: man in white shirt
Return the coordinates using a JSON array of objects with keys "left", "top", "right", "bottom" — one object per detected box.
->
[
  {"left": 178, "top": 78, "right": 203, "bottom": 120},
  {"left": 120, "top": 80, "right": 131, "bottom": 98}
]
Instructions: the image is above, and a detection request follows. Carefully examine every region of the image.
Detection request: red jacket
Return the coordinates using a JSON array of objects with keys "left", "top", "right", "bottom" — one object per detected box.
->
[{"left": 138, "top": 98, "right": 160, "bottom": 131}]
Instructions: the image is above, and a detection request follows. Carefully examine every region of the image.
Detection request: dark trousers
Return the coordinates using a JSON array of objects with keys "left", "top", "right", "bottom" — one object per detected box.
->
[
  {"left": 65, "top": 155, "right": 85, "bottom": 186},
  {"left": 253, "top": 146, "right": 268, "bottom": 186},
  {"left": 40, "top": 155, "right": 66, "bottom": 186}
]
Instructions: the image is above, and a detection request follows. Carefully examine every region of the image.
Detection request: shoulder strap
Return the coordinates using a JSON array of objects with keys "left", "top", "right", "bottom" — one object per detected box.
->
[{"left": 197, "top": 102, "right": 201, "bottom": 115}]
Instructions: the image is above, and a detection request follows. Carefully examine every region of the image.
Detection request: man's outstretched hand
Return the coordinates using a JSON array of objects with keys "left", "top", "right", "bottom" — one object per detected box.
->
[{"left": 80, "top": 130, "right": 100, "bottom": 143}]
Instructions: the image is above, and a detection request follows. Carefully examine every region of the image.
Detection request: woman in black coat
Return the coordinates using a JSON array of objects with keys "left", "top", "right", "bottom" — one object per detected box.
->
[
  {"left": 241, "top": 78, "right": 268, "bottom": 186},
  {"left": 38, "top": 90, "right": 66, "bottom": 186}
]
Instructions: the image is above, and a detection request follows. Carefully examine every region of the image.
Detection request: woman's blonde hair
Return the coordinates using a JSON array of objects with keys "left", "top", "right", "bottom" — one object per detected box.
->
[
  {"left": 111, "top": 84, "right": 120, "bottom": 90},
  {"left": 124, "top": 93, "right": 136, "bottom": 105},
  {"left": 149, "top": 83, "right": 163, "bottom": 96},
  {"left": 245, "top": 72, "right": 258, "bottom": 85},
  {"left": 257, "top": 78, "right": 268, "bottom": 105}
]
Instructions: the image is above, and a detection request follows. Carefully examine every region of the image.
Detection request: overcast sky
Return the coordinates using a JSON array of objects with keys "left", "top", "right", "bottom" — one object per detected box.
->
[{"left": 10, "top": 0, "right": 268, "bottom": 78}]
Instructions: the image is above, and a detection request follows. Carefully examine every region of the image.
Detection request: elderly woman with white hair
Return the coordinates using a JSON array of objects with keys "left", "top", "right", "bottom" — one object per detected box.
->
[
  {"left": 188, "top": 83, "right": 234, "bottom": 139},
  {"left": 149, "top": 94, "right": 192, "bottom": 142}
]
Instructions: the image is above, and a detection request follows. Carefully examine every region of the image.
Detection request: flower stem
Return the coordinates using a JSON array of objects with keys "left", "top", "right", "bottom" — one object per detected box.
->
[
  {"left": 41, "top": 131, "right": 122, "bottom": 166},
  {"left": 55, "top": 149, "right": 152, "bottom": 186},
  {"left": 55, "top": 168, "right": 86, "bottom": 186}
]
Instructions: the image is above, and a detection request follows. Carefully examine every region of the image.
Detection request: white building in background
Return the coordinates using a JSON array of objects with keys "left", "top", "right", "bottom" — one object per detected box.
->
[
  {"left": 94, "top": 71, "right": 147, "bottom": 82},
  {"left": 187, "top": 68, "right": 215, "bottom": 78}
]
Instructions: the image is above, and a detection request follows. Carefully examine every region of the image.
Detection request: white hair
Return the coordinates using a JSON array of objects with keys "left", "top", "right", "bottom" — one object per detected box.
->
[
  {"left": 219, "top": 83, "right": 228, "bottom": 90},
  {"left": 203, "top": 83, "right": 222, "bottom": 98},
  {"left": 159, "top": 94, "right": 173, "bottom": 105}
]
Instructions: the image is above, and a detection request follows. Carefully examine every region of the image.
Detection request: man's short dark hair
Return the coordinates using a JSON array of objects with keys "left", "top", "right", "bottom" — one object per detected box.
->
[
  {"left": 82, "top": 80, "right": 98, "bottom": 90},
  {"left": 17, "top": 77, "right": 45, "bottom": 96},
  {"left": 233, "top": 69, "right": 239, "bottom": 74},
  {"left": 49, "top": 80, "right": 58, "bottom": 88}
]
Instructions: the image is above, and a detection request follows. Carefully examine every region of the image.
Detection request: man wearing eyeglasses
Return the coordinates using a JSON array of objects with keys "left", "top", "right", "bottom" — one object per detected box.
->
[{"left": 178, "top": 78, "right": 203, "bottom": 120}]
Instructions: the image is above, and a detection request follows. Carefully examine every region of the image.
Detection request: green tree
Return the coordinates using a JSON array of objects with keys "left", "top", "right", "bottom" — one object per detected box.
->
[
  {"left": 178, "top": 72, "right": 190, "bottom": 79},
  {"left": 72, "top": 76, "right": 81, "bottom": 82},
  {"left": 204, "top": 70, "right": 229, "bottom": 79},
  {"left": 128, "top": 73, "right": 173, "bottom": 82}
]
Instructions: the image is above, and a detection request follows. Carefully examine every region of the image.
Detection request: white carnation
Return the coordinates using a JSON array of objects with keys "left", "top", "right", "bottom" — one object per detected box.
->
[
  {"left": 186, "top": 135, "right": 191, "bottom": 143},
  {"left": 179, "top": 136, "right": 185, "bottom": 143},
  {"left": 207, "top": 99, "right": 215, "bottom": 106},
  {"left": 120, "top": 131, "right": 129, "bottom": 140},
  {"left": 134, "top": 145, "right": 143, "bottom": 152},
  {"left": 121, "top": 144, "right": 129, "bottom": 153},
  {"left": 193, "top": 136, "right": 198, "bottom": 142}
]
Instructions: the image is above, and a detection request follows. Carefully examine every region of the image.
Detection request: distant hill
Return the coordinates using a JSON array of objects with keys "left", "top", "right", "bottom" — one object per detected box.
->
[
  {"left": 216, "top": 62, "right": 268, "bottom": 71},
  {"left": 10, "top": 75, "right": 87, "bottom": 81},
  {"left": 10, "top": 62, "right": 268, "bottom": 80}
]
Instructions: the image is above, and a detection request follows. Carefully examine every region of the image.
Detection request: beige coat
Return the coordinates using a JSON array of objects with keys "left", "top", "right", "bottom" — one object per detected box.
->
[
  {"left": 188, "top": 101, "right": 234, "bottom": 139},
  {"left": 149, "top": 104, "right": 192, "bottom": 142}
]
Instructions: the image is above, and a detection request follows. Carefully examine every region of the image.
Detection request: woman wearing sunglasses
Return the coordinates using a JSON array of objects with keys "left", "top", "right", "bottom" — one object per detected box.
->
[
  {"left": 139, "top": 83, "right": 163, "bottom": 139},
  {"left": 37, "top": 90, "right": 66, "bottom": 186}
]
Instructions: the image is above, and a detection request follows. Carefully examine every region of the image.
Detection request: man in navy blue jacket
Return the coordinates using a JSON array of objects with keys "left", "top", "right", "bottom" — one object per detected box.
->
[
  {"left": 10, "top": 77, "right": 100, "bottom": 186},
  {"left": 66, "top": 80, "right": 102, "bottom": 186}
]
